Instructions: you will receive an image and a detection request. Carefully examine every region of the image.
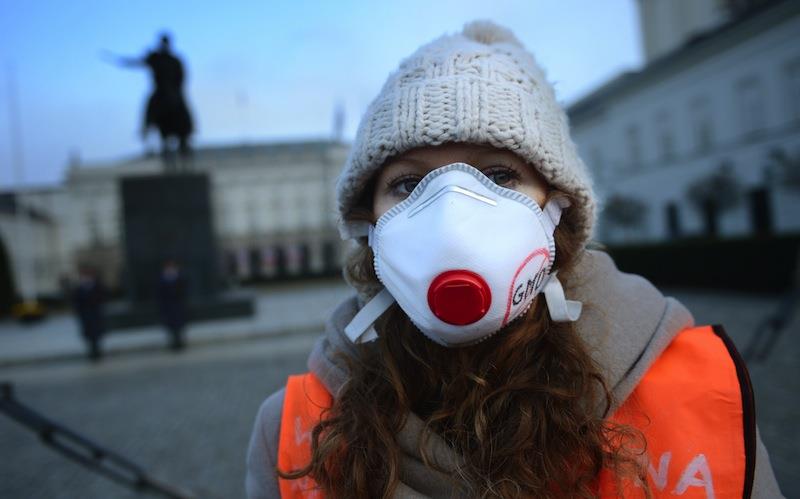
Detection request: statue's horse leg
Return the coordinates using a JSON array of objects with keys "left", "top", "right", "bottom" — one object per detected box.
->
[
  {"left": 159, "top": 129, "right": 177, "bottom": 174},
  {"left": 177, "top": 134, "right": 191, "bottom": 172}
]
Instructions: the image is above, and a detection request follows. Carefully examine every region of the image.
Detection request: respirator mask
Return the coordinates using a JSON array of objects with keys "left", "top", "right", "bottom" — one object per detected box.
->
[{"left": 345, "top": 162, "right": 582, "bottom": 347}]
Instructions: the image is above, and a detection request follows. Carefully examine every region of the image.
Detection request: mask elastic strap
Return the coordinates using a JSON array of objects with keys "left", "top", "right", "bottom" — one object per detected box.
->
[
  {"left": 542, "top": 271, "right": 582, "bottom": 322},
  {"left": 368, "top": 224, "right": 376, "bottom": 247},
  {"left": 541, "top": 196, "right": 571, "bottom": 236},
  {"left": 344, "top": 288, "right": 395, "bottom": 343},
  {"left": 339, "top": 220, "right": 372, "bottom": 240}
]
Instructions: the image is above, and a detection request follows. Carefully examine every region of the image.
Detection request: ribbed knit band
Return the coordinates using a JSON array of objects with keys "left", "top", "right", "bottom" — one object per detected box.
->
[{"left": 336, "top": 20, "right": 596, "bottom": 248}]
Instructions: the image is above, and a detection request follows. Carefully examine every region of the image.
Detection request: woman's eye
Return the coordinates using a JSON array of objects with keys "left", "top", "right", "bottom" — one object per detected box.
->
[
  {"left": 483, "top": 166, "right": 519, "bottom": 187},
  {"left": 388, "top": 176, "right": 421, "bottom": 197}
]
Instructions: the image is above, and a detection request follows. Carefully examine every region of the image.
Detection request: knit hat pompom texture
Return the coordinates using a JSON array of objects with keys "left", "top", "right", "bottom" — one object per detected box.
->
[{"left": 336, "top": 20, "right": 596, "bottom": 247}]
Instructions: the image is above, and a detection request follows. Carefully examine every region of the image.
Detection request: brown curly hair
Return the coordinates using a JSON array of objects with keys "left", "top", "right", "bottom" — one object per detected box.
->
[{"left": 280, "top": 188, "right": 650, "bottom": 498}]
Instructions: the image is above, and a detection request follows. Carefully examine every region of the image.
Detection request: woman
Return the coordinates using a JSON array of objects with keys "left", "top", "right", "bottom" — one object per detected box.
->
[{"left": 247, "top": 21, "right": 783, "bottom": 498}]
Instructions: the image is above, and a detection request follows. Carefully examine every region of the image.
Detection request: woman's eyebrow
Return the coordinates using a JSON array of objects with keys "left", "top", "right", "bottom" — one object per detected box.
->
[{"left": 390, "top": 156, "right": 429, "bottom": 168}]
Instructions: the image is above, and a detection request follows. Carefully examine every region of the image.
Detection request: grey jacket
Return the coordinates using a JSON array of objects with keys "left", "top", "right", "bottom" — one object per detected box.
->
[{"left": 246, "top": 250, "right": 784, "bottom": 498}]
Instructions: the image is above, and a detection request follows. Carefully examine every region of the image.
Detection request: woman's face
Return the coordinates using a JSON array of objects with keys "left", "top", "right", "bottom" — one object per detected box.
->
[{"left": 372, "top": 143, "right": 549, "bottom": 220}]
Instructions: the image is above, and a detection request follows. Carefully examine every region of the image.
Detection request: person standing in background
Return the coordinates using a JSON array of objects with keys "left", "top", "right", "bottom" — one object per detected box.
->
[
  {"left": 72, "top": 266, "right": 106, "bottom": 361},
  {"left": 157, "top": 259, "right": 188, "bottom": 352}
]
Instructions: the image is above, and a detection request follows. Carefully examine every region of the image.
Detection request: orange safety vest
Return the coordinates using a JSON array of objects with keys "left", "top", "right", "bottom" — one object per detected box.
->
[{"left": 277, "top": 325, "right": 756, "bottom": 498}]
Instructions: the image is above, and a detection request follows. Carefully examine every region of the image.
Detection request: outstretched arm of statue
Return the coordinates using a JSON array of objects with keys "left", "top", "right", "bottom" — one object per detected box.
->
[{"left": 99, "top": 50, "right": 145, "bottom": 68}]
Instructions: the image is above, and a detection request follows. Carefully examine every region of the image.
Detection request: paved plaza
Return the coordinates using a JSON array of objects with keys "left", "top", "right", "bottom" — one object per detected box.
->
[
  {"left": 0, "top": 282, "right": 797, "bottom": 497},
  {"left": 0, "top": 279, "right": 351, "bottom": 367}
]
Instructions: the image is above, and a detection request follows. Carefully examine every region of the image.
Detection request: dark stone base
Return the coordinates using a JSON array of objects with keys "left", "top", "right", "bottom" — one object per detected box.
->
[
  {"left": 105, "top": 291, "right": 255, "bottom": 330},
  {"left": 120, "top": 173, "right": 219, "bottom": 303}
]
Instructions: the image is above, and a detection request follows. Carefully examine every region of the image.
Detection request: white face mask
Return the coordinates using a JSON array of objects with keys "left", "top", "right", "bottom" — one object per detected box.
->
[{"left": 344, "top": 163, "right": 581, "bottom": 347}]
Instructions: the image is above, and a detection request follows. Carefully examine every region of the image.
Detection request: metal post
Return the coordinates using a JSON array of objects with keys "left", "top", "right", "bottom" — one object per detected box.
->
[{"left": 6, "top": 62, "right": 35, "bottom": 304}]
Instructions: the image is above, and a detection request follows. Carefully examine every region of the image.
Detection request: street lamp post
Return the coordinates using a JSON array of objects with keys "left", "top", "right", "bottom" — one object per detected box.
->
[{"left": 6, "top": 62, "right": 36, "bottom": 309}]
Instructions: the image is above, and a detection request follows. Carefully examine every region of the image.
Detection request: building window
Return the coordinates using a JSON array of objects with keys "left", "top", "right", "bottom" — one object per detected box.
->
[
  {"left": 625, "top": 125, "right": 642, "bottom": 170},
  {"left": 86, "top": 211, "right": 100, "bottom": 246},
  {"left": 748, "top": 187, "right": 773, "bottom": 235},
  {"left": 655, "top": 110, "right": 676, "bottom": 162},
  {"left": 736, "top": 75, "right": 766, "bottom": 136},
  {"left": 690, "top": 95, "right": 714, "bottom": 153},
  {"left": 784, "top": 56, "right": 800, "bottom": 123},
  {"left": 664, "top": 202, "right": 681, "bottom": 239},
  {"left": 246, "top": 198, "right": 258, "bottom": 235}
]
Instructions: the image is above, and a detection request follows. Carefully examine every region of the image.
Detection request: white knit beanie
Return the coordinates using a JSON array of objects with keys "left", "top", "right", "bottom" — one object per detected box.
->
[{"left": 336, "top": 20, "right": 596, "bottom": 248}]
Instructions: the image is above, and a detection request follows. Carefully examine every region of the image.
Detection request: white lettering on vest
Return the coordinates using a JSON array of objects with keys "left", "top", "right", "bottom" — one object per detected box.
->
[
  {"left": 291, "top": 476, "right": 322, "bottom": 498},
  {"left": 672, "top": 454, "right": 715, "bottom": 498},
  {"left": 294, "top": 416, "right": 311, "bottom": 445},
  {"left": 642, "top": 452, "right": 716, "bottom": 497},
  {"left": 648, "top": 451, "right": 671, "bottom": 491}
]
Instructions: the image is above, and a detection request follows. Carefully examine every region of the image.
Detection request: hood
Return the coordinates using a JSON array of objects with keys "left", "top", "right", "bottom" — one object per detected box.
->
[{"left": 306, "top": 249, "right": 694, "bottom": 497}]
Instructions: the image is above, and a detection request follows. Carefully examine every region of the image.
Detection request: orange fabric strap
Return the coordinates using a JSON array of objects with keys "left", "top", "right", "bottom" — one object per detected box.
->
[{"left": 277, "top": 373, "right": 332, "bottom": 499}]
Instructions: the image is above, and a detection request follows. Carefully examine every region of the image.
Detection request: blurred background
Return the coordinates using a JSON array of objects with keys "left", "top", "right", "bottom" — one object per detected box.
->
[{"left": 0, "top": 0, "right": 798, "bottom": 497}]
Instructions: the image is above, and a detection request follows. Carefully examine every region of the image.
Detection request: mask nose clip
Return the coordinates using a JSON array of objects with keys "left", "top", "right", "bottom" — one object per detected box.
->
[{"left": 427, "top": 270, "right": 492, "bottom": 325}]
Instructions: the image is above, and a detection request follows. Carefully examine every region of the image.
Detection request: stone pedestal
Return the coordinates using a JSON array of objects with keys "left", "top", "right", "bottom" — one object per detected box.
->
[{"left": 108, "top": 173, "right": 253, "bottom": 329}]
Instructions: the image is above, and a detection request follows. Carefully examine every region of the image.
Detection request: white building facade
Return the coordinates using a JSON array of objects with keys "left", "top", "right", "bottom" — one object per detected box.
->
[
  {"left": 0, "top": 193, "right": 62, "bottom": 298},
  {"left": 6, "top": 140, "right": 350, "bottom": 298},
  {"left": 637, "top": 0, "right": 730, "bottom": 62},
  {"left": 570, "top": 0, "right": 800, "bottom": 244}
]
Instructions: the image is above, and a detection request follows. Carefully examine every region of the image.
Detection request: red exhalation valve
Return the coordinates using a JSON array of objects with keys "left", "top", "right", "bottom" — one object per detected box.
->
[{"left": 427, "top": 270, "right": 492, "bottom": 326}]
